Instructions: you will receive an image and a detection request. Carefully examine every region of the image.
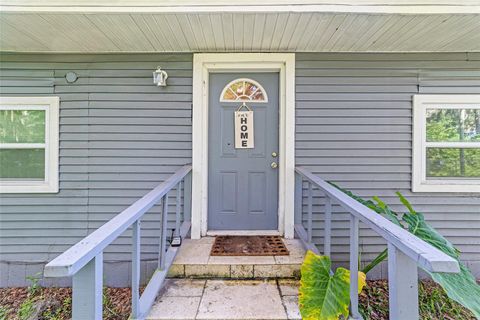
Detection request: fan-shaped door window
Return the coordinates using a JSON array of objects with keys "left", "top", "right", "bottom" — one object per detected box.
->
[{"left": 220, "top": 78, "right": 268, "bottom": 103}]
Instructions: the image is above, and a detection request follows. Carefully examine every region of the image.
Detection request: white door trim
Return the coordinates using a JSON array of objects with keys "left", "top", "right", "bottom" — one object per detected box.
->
[{"left": 192, "top": 53, "right": 295, "bottom": 239}]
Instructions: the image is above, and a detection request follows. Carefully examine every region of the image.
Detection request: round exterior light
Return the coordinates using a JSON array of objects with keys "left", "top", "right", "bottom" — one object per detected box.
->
[{"left": 65, "top": 71, "right": 78, "bottom": 84}]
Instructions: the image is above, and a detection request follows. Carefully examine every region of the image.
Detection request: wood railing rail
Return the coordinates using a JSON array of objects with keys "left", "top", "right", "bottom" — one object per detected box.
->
[
  {"left": 44, "top": 165, "right": 192, "bottom": 320},
  {"left": 294, "top": 166, "right": 460, "bottom": 320}
]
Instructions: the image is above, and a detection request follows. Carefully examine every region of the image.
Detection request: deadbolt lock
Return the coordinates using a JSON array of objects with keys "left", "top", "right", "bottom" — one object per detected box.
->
[
  {"left": 272, "top": 152, "right": 278, "bottom": 157},
  {"left": 271, "top": 162, "right": 278, "bottom": 169}
]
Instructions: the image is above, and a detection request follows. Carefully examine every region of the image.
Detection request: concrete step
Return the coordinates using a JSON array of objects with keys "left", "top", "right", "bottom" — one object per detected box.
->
[
  {"left": 167, "top": 237, "right": 306, "bottom": 279},
  {"left": 147, "top": 279, "right": 301, "bottom": 320}
]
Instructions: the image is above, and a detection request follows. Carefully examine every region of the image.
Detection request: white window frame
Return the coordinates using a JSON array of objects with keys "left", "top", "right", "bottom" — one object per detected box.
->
[
  {"left": 413, "top": 94, "right": 480, "bottom": 193},
  {"left": 0, "top": 96, "right": 59, "bottom": 193}
]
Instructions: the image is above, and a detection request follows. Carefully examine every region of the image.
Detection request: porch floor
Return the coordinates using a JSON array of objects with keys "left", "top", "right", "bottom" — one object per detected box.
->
[
  {"left": 146, "top": 279, "right": 301, "bottom": 320},
  {"left": 167, "top": 237, "right": 306, "bottom": 279}
]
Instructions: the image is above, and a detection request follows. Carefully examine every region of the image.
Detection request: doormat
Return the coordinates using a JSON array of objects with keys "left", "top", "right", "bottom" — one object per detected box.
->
[{"left": 210, "top": 235, "right": 289, "bottom": 256}]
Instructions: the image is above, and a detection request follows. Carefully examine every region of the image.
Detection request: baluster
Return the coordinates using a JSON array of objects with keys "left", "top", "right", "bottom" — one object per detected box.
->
[
  {"left": 131, "top": 221, "right": 141, "bottom": 319},
  {"left": 307, "top": 181, "right": 313, "bottom": 243},
  {"left": 324, "top": 196, "right": 332, "bottom": 257},
  {"left": 388, "top": 243, "right": 419, "bottom": 320},
  {"left": 174, "top": 181, "right": 182, "bottom": 237},
  {"left": 294, "top": 173, "right": 303, "bottom": 225},
  {"left": 159, "top": 194, "right": 169, "bottom": 270},
  {"left": 183, "top": 173, "right": 192, "bottom": 222},
  {"left": 72, "top": 254, "right": 103, "bottom": 320},
  {"left": 349, "top": 215, "right": 361, "bottom": 319}
]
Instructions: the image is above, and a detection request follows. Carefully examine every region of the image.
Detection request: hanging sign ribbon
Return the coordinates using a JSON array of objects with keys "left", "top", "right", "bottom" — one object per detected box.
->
[{"left": 234, "top": 103, "right": 254, "bottom": 149}]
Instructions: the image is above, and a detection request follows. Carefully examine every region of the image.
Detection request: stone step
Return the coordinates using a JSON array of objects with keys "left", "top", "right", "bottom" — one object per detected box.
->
[
  {"left": 167, "top": 237, "right": 306, "bottom": 279},
  {"left": 147, "top": 279, "right": 301, "bottom": 320}
]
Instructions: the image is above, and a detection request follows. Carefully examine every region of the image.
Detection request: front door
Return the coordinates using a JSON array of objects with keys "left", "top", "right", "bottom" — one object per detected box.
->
[{"left": 208, "top": 73, "right": 279, "bottom": 231}]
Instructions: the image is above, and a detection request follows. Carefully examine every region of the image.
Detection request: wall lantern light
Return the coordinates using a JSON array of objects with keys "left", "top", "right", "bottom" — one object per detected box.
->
[{"left": 153, "top": 66, "right": 168, "bottom": 87}]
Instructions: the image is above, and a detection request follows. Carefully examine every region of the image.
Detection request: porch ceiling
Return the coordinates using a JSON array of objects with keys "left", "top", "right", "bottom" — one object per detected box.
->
[{"left": 1, "top": 2, "right": 480, "bottom": 53}]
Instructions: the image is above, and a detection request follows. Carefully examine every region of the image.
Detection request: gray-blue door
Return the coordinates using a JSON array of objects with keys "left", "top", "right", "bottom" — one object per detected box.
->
[{"left": 208, "top": 73, "right": 279, "bottom": 230}]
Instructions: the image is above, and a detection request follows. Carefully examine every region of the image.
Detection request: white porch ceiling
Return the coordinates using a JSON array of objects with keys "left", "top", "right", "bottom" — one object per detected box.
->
[{"left": 1, "top": 1, "right": 480, "bottom": 53}]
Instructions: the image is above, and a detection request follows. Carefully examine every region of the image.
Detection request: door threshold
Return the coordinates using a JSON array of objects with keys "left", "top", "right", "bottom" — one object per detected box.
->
[{"left": 206, "top": 230, "right": 282, "bottom": 236}]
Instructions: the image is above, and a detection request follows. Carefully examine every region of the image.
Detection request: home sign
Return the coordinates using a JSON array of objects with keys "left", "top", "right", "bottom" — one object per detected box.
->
[{"left": 234, "top": 103, "right": 254, "bottom": 149}]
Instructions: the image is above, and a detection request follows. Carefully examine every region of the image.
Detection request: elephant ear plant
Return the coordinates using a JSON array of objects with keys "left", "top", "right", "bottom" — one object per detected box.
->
[
  {"left": 329, "top": 183, "right": 480, "bottom": 319},
  {"left": 299, "top": 251, "right": 366, "bottom": 320}
]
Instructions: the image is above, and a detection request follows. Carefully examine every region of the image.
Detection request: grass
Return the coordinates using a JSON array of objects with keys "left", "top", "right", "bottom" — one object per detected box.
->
[{"left": 359, "top": 280, "right": 476, "bottom": 320}]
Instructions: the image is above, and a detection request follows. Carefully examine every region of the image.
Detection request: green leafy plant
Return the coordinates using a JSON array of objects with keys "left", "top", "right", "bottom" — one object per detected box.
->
[
  {"left": 299, "top": 251, "right": 366, "bottom": 320},
  {"left": 0, "top": 306, "right": 9, "bottom": 320},
  {"left": 18, "top": 298, "right": 35, "bottom": 320},
  {"left": 330, "top": 182, "right": 480, "bottom": 318},
  {"left": 17, "top": 273, "right": 43, "bottom": 320}
]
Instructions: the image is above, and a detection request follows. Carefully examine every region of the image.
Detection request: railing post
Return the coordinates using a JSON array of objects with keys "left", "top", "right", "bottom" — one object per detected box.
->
[
  {"left": 388, "top": 243, "right": 419, "bottom": 320},
  {"left": 183, "top": 172, "right": 192, "bottom": 222},
  {"left": 294, "top": 173, "right": 302, "bottom": 225},
  {"left": 159, "top": 194, "right": 169, "bottom": 270},
  {"left": 131, "top": 221, "right": 141, "bottom": 319},
  {"left": 174, "top": 181, "right": 182, "bottom": 237},
  {"left": 324, "top": 196, "right": 331, "bottom": 257},
  {"left": 307, "top": 181, "right": 313, "bottom": 243},
  {"left": 72, "top": 253, "right": 103, "bottom": 320},
  {"left": 349, "top": 215, "right": 361, "bottom": 319}
]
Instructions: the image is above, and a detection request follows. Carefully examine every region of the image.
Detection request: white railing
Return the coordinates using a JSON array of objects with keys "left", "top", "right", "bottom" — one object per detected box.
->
[
  {"left": 44, "top": 165, "right": 192, "bottom": 320},
  {"left": 294, "top": 167, "right": 460, "bottom": 320}
]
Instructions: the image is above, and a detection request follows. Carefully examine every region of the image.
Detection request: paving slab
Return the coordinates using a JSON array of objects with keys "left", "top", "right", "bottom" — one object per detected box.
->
[
  {"left": 147, "top": 296, "right": 201, "bottom": 320},
  {"left": 278, "top": 279, "right": 300, "bottom": 296},
  {"left": 254, "top": 264, "right": 301, "bottom": 278},
  {"left": 208, "top": 255, "right": 276, "bottom": 265},
  {"left": 185, "top": 264, "right": 231, "bottom": 278},
  {"left": 196, "top": 280, "right": 288, "bottom": 319},
  {"left": 230, "top": 265, "right": 254, "bottom": 278},
  {"left": 282, "top": 296, "right": 302, "bottom": 320},
  {"left": 175, "top": 240, "right": 213, "bottom": 264},
  {"left": 161, "top": 279, "right": 206, "bottom": 297}
]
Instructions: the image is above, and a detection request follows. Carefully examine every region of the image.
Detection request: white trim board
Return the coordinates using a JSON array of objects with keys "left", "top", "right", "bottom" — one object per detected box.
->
[
  {"left": 0, "top": 96, "right": 59, "bottom": 193},
  {"left": 192, "top": 53, "right": 296, "bottom": 239},
  {"left": 2, "top": 2, "right": 480, "bottom": 14},
  {"left": 412, "top": 94, "right": 480, "bottom": 193}
]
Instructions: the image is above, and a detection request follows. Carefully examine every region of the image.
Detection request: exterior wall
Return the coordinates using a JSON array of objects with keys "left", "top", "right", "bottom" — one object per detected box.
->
[
  {"left": 0, "top": 53, "right": 193, "bottom": 286},
  {"left": 0, "top": 52, "right": 479, "bottom": 286},
  {"left": 295, "top": 52, "right": 480, "bottom": 278}
]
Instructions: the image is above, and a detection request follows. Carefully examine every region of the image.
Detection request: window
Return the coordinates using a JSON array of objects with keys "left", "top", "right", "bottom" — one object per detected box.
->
[
  {"left": 220, "top": 78, "right": 268, "bottom": 103},
  {"left": 0, "top": 97, "right": 59, "bottom": 193},
  {"left": 413, "top": 95, "right": 480, "bottom": 192}
]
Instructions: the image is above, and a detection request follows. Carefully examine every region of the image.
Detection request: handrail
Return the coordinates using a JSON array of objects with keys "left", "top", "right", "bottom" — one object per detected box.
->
[
  {"left": 44, "top": 164, "right": 192, "bottom": 320},
  {"left": 45, "top": 164, "right": 192, "bottom": 277},
  {"left": 295, "top": 166, "right": 459, "bottom": 273},
  {"left": 294, "top": 166, "right": 460, "bottom": 320}
]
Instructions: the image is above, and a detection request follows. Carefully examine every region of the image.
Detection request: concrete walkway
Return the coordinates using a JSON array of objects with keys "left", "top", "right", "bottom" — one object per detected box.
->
[{"left": 147, "top": 279, "right": 301, "bottom": 320}]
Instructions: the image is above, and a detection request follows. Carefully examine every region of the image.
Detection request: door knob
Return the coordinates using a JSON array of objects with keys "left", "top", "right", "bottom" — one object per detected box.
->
[
  {"left": 271, "top": 152, "right": 278, "bottom": 157},
  {"left": 271, "top": 162, "right": 278, "bottom": 169}
]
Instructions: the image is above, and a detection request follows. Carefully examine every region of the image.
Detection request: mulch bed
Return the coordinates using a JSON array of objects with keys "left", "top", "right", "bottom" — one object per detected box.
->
[
  {"left": 210, "top": 235, "right": 289, "bottom": 256},
  {"left": 0, "top": 287, "right": 132, "bottom": 320}
]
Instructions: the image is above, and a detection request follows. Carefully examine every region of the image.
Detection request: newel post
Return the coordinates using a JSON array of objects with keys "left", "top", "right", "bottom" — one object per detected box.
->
[
  {"left": 388, "top": 243, "right": 419, "bottom": 320},
  {"left": 72, "top": 254, "right": 103, "bottom": 320}
]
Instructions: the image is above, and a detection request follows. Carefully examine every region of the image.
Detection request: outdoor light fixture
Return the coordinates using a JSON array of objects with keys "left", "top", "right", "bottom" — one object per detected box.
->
[{"left": 153, "top": 66, "right": 168, "bottom": 86}]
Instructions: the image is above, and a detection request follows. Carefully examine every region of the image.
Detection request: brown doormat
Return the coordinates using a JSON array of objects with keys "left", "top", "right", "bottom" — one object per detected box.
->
[{"left": 210, "top": 235, "right": 289, "bottom": 256}]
